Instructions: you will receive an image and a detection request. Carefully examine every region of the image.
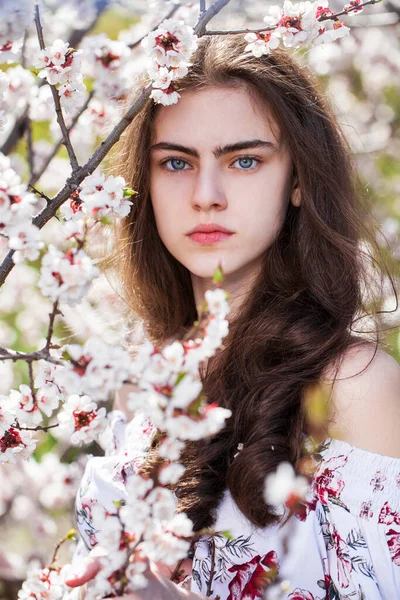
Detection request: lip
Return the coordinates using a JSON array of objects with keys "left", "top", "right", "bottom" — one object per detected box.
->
[
  {"left": 186, "top": 224, "right": 235, "bottom": 245},
  {"left": 187, "top": 223, "right": 234, "bottom": 235}
]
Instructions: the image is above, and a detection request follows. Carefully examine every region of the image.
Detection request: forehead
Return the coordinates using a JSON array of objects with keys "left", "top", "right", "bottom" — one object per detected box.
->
[{"left": 151, "top": 86, "right": 280, "bottom": 146}]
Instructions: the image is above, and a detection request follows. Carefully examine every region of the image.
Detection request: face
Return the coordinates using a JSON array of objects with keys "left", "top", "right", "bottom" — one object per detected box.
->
[{"left": 149, "top": 86, "right": 293, "bottom": 288}]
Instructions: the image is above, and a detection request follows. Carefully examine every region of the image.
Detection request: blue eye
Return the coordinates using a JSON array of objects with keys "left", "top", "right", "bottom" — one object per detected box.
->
[
  {"left": 163, "top": 158, "right": 188, "bottom": 171},
  {"left": 234, "top": 157, "right": 260, "bottom": 170}
]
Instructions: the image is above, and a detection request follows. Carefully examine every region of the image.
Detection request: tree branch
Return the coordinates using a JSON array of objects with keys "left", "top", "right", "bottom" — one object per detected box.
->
[
  {"left": 34, "top": 3, "right": 80, "bottom": 173},
  {"left": 45, "top": 300, "right": 61, "bottom": 351},
  {"left": 0, "top": 0, "right": 233, "bottom": 286},
  {"left": 195, "top": 0, "right": 231, "bottom": 36},
  {"left": 203, "top": 0, "right": 384, "bottom": 35},
  {"left": 0, "top": 347, "right": 63, "bottom": 365},
  {"left": 16, "top": 422, "right": 60, "bottom": 432},
  {"left": 29, "top": 90, "right": 95, "bottom": 187}
]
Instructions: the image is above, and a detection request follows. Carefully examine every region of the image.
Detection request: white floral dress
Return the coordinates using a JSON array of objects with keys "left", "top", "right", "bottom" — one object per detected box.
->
[{"left": 71, "top": 410, "right": 400, "bottom": 600}]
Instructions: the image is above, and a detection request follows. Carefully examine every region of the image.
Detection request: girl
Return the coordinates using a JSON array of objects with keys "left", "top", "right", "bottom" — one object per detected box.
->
[{"left": 66, "top": 34, "right": 400, "bottom": 599}]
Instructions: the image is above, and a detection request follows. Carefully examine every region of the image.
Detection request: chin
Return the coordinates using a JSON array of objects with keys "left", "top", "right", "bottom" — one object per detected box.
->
[{"left": 182, "top": 254, "right": 239, "bottom": 280}]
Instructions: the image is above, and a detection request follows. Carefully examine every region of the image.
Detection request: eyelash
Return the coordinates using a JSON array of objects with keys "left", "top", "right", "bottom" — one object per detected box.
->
[{"left": 160, "top": 155, "right": 262, "bottom": 173}]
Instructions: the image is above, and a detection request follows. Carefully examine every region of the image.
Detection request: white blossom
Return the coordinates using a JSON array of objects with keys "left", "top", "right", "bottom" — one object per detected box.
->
[
  {"left": 158, "top": 438, "right": 184, "bottom": 461},
  {"left": 264, "top": 461, "right": 310, "bottom": 506},
  {"left": 38, "top": 244, "right": 100, "bottom": 306},
  {"left": 0, "top": 0, "right": 34, "bottom": 56},
  {"left": 7, "top": 220, "right": 44, "bottom": 264},
  {"left": 57, "top": 394, "right": 107, "bottom": 445},
  {"left": 35, "top": 40, "right": 84, "bottom": 87},
  {"left": 0, "top": 427, "right": 36, "bottom": 464},
  {"left": 244, "top": 31, "right": 281, "bottom": 57},
  {"left": 125, "top": 561, "right": 148, "bottom": 591},
  {"left": 18, "top": 566, "right": 64, "bottom": 600},
  {"left": 158, "top": 462, "right": 186, "bottom": 485},
  {"left": 141, "top": 19, "right": 198, "bottom": 68},
  {"left": 9, "top": 384, "right": 42, "bottom": 426},
  {"left": 0, "top": 396, "right": 15, "bottom": 436}
]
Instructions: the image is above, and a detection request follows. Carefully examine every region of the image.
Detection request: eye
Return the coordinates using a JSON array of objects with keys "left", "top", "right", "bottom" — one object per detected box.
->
[
  {"left": 161, "top": 157, "right": 191, "bottom": 172},
  {"left": 232, "top": 156, "right": 261, "bottom": 171}
]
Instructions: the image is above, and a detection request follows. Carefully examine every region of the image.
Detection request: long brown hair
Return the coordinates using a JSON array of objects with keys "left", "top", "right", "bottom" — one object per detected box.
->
[{"left": 110, "top": 35, "right": 390, "bottom": 531}]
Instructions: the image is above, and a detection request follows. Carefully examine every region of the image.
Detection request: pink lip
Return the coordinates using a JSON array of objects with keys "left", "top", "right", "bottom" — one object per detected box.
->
[
  {"left": 186, "top": 223, "right": 235, "bottom": 245},
  {"left": 188, "top": 231, "right": 233, "bottom": 245}
]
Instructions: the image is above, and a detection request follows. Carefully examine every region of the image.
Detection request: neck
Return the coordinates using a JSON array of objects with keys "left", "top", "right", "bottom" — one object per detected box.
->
[{"left": 191, "top": 260, "right": 261, "bottom": 321}]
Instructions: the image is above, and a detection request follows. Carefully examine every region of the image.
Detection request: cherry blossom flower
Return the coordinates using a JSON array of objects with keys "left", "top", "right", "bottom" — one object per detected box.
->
[
  {"left": 81, "top": 34, "right": 131, "bottom": 103},
  {"left": 140, "top": 525, "right": 191, "bottom": 566},
  {"left": 158, "top": 462, "right": 186, "bottom": 485},
  {"left": 244, "top": 31, "right": 281, "bottom": 57},
  {"left": 61, "top": 173, "right": 134, "bottom": 222},
  {"left": 35, "top": 40, "right": 83, "bottom": 86},
  {"left": 264, "top": 461, "right": 309, "bottom": 507},
  {"left": 4, "top": 66, "right": 35, "bottom": 113},
  {"left": 259, "top": 0, "right": 350, "bottom": 50},
  {"left": 0, "top": 427, "right": 36, "bottom": 464},
  {"left": 7, "top": 220, "right": 44, "bottom": 264},
  {"left": 141, "top": 19, "right": 198, "bottom": 68},
  {"left": 61, "top": 338, "right": 132, "bottom": 400},
  {"left": 0, "top": 0, "right": 34, "bottom": 62},
  {"left": 58, "top": 78, "right": 87, "bottom": 113},
  {"left": 0, "top": 396, "right": 15, "bottom": 436},
  {"left": 125, "top": 561, "right": 148, "bottom": 591},
  {"left": 158, "top": 437, "right": 185, "bottom": 461},
  {"left": 264, "top": 0, "right": 321, "bottom": 47},
  {"left": 18, "top": 566, "right": 64, "bottom": 600},
  {"left": 38, "top": 244, "right": 100, "bottom": 306},
  {"left": 57, "top": 394, "right": 107, "bottom": 445},
  {"left": 0, "top": 153, "right": 43, "bottom": 262},
  {"left": 205, "top": 288, "right": 230, "bottom": 317},
  {"left": 142, "top": 18, "right": 198, "bottom": 106},
  {"left": 165, "top": 512, "right": 193, "bottom": 538},
  {"left": 9, "top": 384, "right": 42, "bottom": 426}
]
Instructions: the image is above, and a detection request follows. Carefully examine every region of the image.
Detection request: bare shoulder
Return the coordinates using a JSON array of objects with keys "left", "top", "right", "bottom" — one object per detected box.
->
[{"left": 320, "top": 341, "right": 400, "bottom": 457}]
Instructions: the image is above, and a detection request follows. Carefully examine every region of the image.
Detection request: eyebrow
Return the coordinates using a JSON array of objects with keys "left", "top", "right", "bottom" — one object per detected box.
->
[{"left": 149, "top": 139, "right": 278, "bottom": 159}]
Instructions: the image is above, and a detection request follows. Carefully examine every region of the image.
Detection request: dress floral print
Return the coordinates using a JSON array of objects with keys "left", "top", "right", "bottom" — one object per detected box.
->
[{"left": 70, "top": 411, "right": 400, "bottom": 599}]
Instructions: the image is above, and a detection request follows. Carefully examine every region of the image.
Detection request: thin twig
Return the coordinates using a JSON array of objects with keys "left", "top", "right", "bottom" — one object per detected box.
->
[
  {"left": 34, "top": 3, "right": 80, "bottom": 172},
  {"left": 204, "top": 0, "right": 382, "bottom": 35},
  {"left": 320, "top": 0, "right": 381, "bottom": 21},
  {"left": 45, "top": 300, "right": 60, "bottom": 351},
  {"left": 29, "top": 90, "right": 95, "bottom": 187},
  {"left": 128, "top": 3, "right": 182, "bottom": 49},
  {"left": 203, "top": 25, "right": 274, "bottom": 35},
  {"left": 16, "top": 423, "right": 59, "bottom": 432},
  {"left": 26, "top": 116, "right": 35, "bottom": 180},
  {"left": 0, "top": 347, "right": 63, "bottom": 365},
  {"left": 195, "top": 0, "right": 231, "bottom": 36},
  {"left": 28, "top": 361, "right": 36, "bottom": 398},
  {"left": 49, "top": 530, "right": 77, "bottom": 567},
  {"left": 28, "top": 184, "right": 52, "bottom": 204},
  {"left": 0, "top": 0, "right": 233, "bottom": 287}
]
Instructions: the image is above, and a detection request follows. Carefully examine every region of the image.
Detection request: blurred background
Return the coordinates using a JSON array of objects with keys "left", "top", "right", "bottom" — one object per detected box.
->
[{"left": 0, "top": 0, "right": 399, "bottom": 598}]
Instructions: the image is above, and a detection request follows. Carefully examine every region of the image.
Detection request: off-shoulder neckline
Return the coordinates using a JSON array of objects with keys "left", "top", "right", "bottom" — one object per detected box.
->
[{"left": 322, "top": 436, "right": 400, "bottom": 463}]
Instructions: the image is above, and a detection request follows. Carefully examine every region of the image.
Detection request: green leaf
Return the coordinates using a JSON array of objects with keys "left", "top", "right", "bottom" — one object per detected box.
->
[
  {"left": 212, "top": 265, "right": 224, "bottom": 285},
  {"left": 123, "top": 187, "right": 137, "bottom": 197}
]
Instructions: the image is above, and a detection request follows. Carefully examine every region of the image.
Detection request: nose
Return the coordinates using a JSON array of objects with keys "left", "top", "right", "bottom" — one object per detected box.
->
[{"left": 190, "top": 166, "right": 227, "bottom": 212}]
